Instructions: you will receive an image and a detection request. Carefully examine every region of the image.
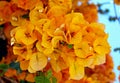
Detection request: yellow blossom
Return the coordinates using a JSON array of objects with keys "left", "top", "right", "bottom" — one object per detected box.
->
[
  {"left": 49, "top": 0, "right": 72, "bottom": 11},
  {"left": 50, "top": 56, "right": 68, "bottom": 72},
  {"left": 68, "top": 57, "right": 84, "bottom": 80},
  {"left": 93, "top": 36, "right": 110, "bottom": 55},
  {"left": 74, "top": 41, "right": 92, "bottom": 58},
  {"left": 29, "top": 2, "right": 47, "bottom": 24},
  {"left": 29, "top": 52, "right": 48, "bottom": 72},
  {"left": 41, "top": 33, "right": 54, "bottom": 54},
  {"left": 14, "top": 22, "right": 37, "bottom": 45}
]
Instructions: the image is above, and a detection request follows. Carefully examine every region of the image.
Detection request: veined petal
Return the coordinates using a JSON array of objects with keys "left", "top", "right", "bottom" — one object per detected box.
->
[
  {"left": 29, "top": 52, "right": 47, "bottom": 71},
  {"left": 68, "top": 57, "right": 84, "bottom": 80},
  {"left": 74, "top": 41, "right": 92, "bottom": 58}
]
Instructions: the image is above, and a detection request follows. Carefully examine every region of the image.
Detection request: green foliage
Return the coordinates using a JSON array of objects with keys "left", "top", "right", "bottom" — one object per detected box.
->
[
  {"left": 35, "top": 70, "right": 57, "bottom": 83},
  {"left": 67, "top": 44, "right": 73, "bottom": 49},
  {"left": 0, "top": 64, "right": 9, "bottom": 76},
  {"left": 35, "top": 76, "right": 50, "bottom": 83},
  {"left": 0, "top": 64, "right": 9, "bottom": 70},
  {"left": 20, "top": 80, "right": 32, "bottom": 83},
  {"left": 0, "top": 62, "right": 22, "bottom": 76},
  {"left": 46, "top": 69, "right": 52, "bottom": 79},
  {"left": 52, "top": 77, "right": 57, "bottom": 83}
]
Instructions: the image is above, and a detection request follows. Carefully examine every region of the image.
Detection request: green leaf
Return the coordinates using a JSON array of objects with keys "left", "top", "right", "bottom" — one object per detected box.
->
[
  {"left": 67, "top": 44, "right": 73, "bottom": 49},
  {"left": 46, "top": 69, "right": 52, "bottom": 79},
  {"left": 52, "top": 77, "right": 57, "bottom": 83},
  {"left": 20, "top": 80, "right": 31, "bottom": 83},
  {"left": 35, "top": 76, "right": 50, "bottom": 83},
  {"left": 35, "top": 76, "right": 44, "bottom": 83},
  {"left": 0, "top": 64, "right": 9, "bottom": 70},
  {"left": 9, "top": 61, "right": 21, "bottom": 73},
  {"left": 0, "top": 64, "right": 9, "bottom": 76},
  {"left": 44, "top": 77, "right": 50, "bottom": 83}
]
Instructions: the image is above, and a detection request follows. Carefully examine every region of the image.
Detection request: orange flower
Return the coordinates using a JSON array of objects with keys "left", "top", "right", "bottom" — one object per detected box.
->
[
  {"left": 4, "top": 68, "right": 17, "bottom": 78},
  {"left": 74, "top": 3, "right": 98, "bottom": 23},
  {"left": 12, "top": 0, "right": 39, "bottom": 10},
  {"left": 49, "top": 0, "right": 72, "bottom": 11},
  {"left": 17, "top": 72, "right": 26, "bottom": 81},
  {"left": 114, "top": 0, "right": 120, "bottom": 5},
  {"left": 20, "top": 60, "right": 29, "bottom": 70},
  {"left": 0, "top": 1, "right": 11, "bottom": 24},
  {"left": 53, "top": 71, "right": 62, "bottom": 83},
  {"left": 25, "top": 73, "right": 35, "bottom": 82},
  {"left": 3, "top": 23, "right": 14, "bottom": 40}
]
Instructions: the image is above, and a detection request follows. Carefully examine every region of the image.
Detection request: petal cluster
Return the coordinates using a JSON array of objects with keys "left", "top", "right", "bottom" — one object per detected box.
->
[{"left": 0, "top": 0, "right": 111, "bottom": 82}]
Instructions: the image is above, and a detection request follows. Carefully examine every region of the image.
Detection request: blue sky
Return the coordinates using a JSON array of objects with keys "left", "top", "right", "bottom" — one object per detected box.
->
[{"left": 92, "top": 0, "right": 120, "bottom": 82}]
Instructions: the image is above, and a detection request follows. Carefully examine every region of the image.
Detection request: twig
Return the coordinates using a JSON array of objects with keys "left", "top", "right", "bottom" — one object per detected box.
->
[
  {"left": 113, "top": 2, "right": 120, "bottom": 23},
  {"left": 2, "top": 77, "right": 18, "bottom": 83}
]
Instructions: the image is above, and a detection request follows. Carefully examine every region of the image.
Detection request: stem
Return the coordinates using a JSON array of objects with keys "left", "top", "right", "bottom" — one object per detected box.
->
[{"left": 113, "top": 2, "right": 120, "bottom": 23}]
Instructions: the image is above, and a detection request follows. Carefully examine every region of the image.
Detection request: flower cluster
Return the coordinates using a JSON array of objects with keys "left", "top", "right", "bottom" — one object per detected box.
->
[
  {"left": 54, "top": 54, "right": 115, "bottom": 83},
  {"left": 0, "top": 0, "right": 113, "bottom": 83}
]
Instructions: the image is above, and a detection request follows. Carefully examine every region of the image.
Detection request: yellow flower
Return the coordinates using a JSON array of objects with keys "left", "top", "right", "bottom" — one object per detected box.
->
[
  {"left": 50, "top": 56, "right": 68, "bottom": 72},
  {"left": 47, "top": 6, "right": 66, "bottom": 27},
  {"left": 41, "top": 33, "right": 54, "bottom": 54},
  {"left": 36, "top": 40, "right": 45, "bottom": 52},
  {"left": 74, "top": 41, "right": 92, "bottom": 58},
  {"left": 88, "top": 23, "right": 106, "bottom": 37},
  {"left": 65, "top": 13, "right": 88, "bottom": 33},
  {"left": 64, "top": 13, "right": 88, "bottom": 44},
  {"left": 35, "top": 19, "right": 51, "bottom": 34},
  {"left": 49, "top": 0, "right": 72, "bottom": 11},
  {"left": 15, "top": 22, "right": 37, "bottom": 45},
  {"left": 51, "top": 36, "right": 63, "bottom": 48},
  {"left": 47, "top": 6, "right": 67, "bottom": 17},
  {"left": 29, "top": 2, "right": 47, "bottom": 24},
  {"left": 69, "top": 31, "right": 82, "bottom": 44},
  {"left": 93, "top": 36, "right": 110, "bottom": 55},
  {"left": 13, "top": 44, "right": 34, "bottom": 60},
  {"left": 91, "top": 53, "right": 106, "bottom": 68},
  {"left": 28, "top": 52, "right": 47, "bottom": 72},
  {"left": 68, "top": 57, "right": 84, "bottom": 80},
  {"left": 28, "top": 65, "right": 36, "bottom": 73},
  {"left": 13, "top": 45, "right": 27, "bottom": 59}
]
